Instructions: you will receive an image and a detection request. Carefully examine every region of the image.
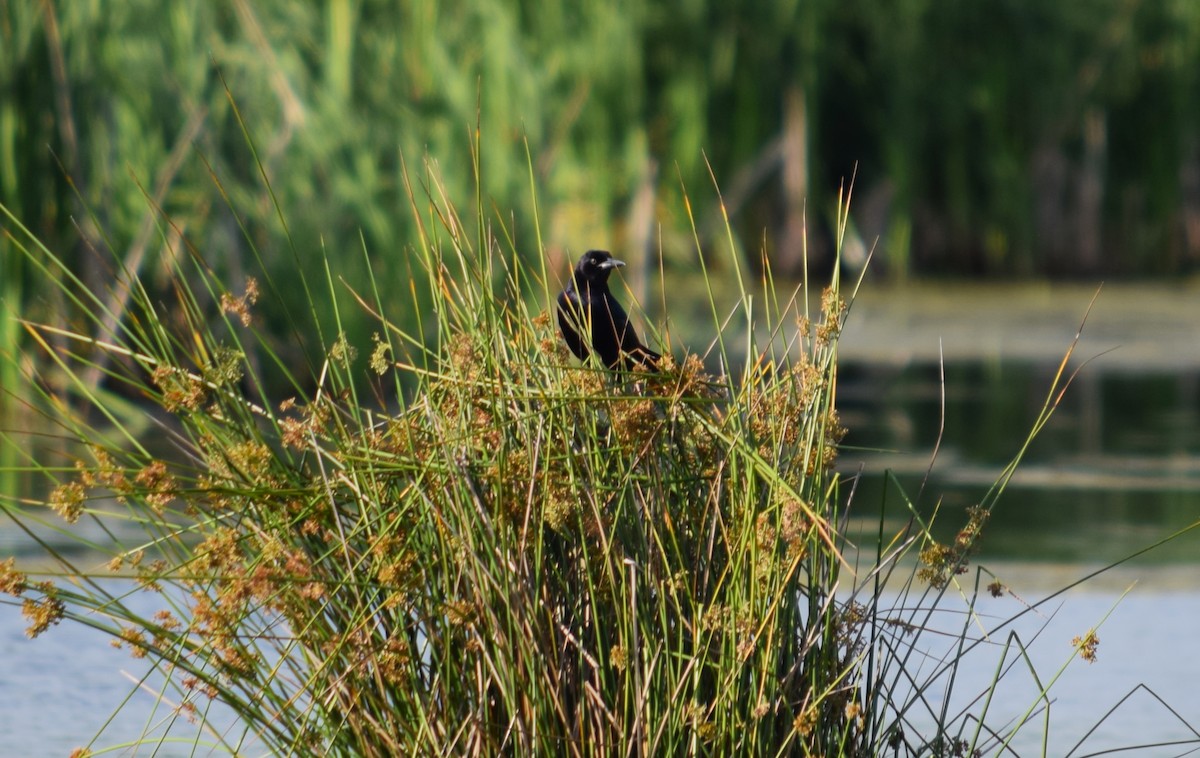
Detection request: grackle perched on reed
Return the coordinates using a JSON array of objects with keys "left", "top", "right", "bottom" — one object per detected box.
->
[{"left": 557, "top": 250, "right": 661, "bottom": 371}]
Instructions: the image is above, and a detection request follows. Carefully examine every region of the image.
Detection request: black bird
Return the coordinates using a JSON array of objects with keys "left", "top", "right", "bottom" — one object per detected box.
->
[{"left": 557, "top": 250, "right": 661, "bottom": 371}]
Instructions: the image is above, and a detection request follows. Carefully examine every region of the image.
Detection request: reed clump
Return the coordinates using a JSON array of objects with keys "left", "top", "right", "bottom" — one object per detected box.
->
[
  {"left": 1, "top": 160, "right": 897, "bottom": 755},
  {"left": 7, "top": 147, "right": 1164, "bottom": 755}
]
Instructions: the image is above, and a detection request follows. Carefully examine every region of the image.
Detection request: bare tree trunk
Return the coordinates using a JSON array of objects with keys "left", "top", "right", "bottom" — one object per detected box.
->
[
  {"left": 625, "top": 153, "right": 658, "bottom": 306},
  {"left": 1031, "top": 140, "right": 1069, "bottom": 272},
  {"left": 779, "top": 83, "right": 810, "bottom": 276},
  {"left": 1179, "top": 139, "right": 1200, "bottom": 268},
  {"left": 1076, "top": 107, "right": 1106, "bottom": 273}
]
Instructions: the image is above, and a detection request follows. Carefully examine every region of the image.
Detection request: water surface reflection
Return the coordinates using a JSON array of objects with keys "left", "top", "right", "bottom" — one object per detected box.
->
[{"left": 840, "top": 361, "right": 1200, "bottom": 565}]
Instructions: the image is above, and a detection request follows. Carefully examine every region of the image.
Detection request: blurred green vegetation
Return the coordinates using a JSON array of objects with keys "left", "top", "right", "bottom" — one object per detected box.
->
[{"left": 3, "top": 0, "right": 1199, "bottom": 396}]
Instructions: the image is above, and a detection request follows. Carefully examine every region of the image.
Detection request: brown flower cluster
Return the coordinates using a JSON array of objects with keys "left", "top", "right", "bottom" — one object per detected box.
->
[
  {"left": 793, "top": 703, "right": 819, "bottom": 737},
  {"left": 112, "top": 626, "right": 150, "bottom": 658},
  {"left": 198, "top": 436, "right": 279, "bottom": 491},
  {"left": 323, "top": 626, "right": 413, "bottom": 688},
  {"left": 152, "top": 364, "right": 207, "bottom": 413},
  {"left": 203, "top": 345, "right": 245, "bottom": 389},
  {"left": 754, "top": 497, "right": 811, "bottom": 580},
  {"left": 1073, "top": 629, "right": 1100, "bottom": 663},
  {"left": 611, "top": 396, "right": 660, "bottom": 449},
  {"left": 815, "top": 286, "right": 847, "bottom": 349},
  {"left": 369, "top": 332, "right": 393, "bottom": 375},
  {"left": 279, "top": 396, "right": 333, "bottom": 449},
  {"left": 50, "top": 449, "right": 181, "bottom": 525},
  {"left": 0, "top": 558, "right": 28, "bottom": 596},
  {"left": 77, "top": 447, "right": 130, "bottom": 497},
  {"left": 369, "top": 527, "right": 417, "bottom": 601},
  {"left": 219, "top": 277, "right": 259, "bottom": 327},
  {"left": 918, "top": 505, "right": 991, "bottom": 588},
  {"left": 48, "top": 481, "right": 87, "bottom": 524},
  {"left": 21, "top": 583, "right": 65, "bottom": 638},
  {"left": 133, "top": 459, "right": 178, "bottom": 515}
]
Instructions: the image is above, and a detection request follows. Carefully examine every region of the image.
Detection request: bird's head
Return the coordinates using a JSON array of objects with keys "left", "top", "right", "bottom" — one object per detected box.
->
[{"left": 573, "top": 249, "right": 625, "bottom": 284}]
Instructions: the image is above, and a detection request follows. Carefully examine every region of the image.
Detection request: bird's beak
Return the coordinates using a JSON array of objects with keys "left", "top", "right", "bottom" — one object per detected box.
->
[{"left": 600, "top": 258, "right": 626, "bottom": 270}]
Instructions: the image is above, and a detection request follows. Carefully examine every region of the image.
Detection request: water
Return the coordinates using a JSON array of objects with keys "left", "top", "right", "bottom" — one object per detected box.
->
[
  {"left": 874, "top": 587, "right": 1200, "bottom": 755},
  {"left": 0, "top": 583, "right": 260, "bottom": 757},
  {"left": 836, "top": 356, "right": 1200, "bottom": 754},
  {"left": 839, "top": 361, "right": 1200, "bottom": 565}
]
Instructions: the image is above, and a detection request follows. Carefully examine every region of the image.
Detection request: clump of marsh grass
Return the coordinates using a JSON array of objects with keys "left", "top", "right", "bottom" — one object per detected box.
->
[
  {"left": 6, "top": 147, "right": 1194, "bottom": 756},
  {"left": 0, "top": 153, "right": 874, "bottom": 756}
]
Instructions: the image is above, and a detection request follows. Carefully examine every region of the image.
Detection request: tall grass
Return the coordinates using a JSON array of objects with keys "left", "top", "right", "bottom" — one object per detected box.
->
[
  {"left": 0, "top": 142, "right": 868, "bottom": 755},
  {"left": 2, "top": 144, "right": 1196, "bottom": 756}
]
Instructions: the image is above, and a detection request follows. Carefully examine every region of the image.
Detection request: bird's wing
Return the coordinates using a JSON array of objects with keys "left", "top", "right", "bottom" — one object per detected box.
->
[
  {"left": 601, "top": 293, "right": 633, "bottom": 337},
  {"left": 604, "top": 293, "right": 659, "bottom": 368},
  {"left": 556, "top": 288, "right": 590, "bottom": 362}
]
